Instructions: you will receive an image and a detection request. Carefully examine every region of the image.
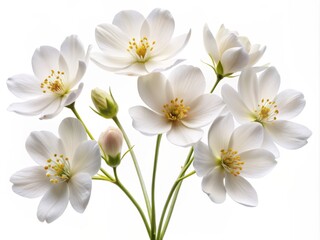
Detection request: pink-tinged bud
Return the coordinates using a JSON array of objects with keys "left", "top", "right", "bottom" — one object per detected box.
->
[{"left": 99, "top": 127, "right": 123, "bottom": 167}]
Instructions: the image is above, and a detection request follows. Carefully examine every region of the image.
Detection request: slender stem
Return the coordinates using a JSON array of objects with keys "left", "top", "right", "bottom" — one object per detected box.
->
[
  {"left": 210, "top": 74, "right": 224, "bottom": 93},
  {"left": 67, "top": 102, "right": 94, "bottom": 140},
  {"left": 177, "top": 170, "right": 196, "bottom": 182},
  {"left": 157, "top": 148, "right": 194, "bottom": 239},
  {"left": 151, "top": 134, "right": 162, "bottom": 240},
  {"left": 113, "top": 168, "right": 151, "bottom": 238},
  {"left": 112, "top": 116, "right": 152, "bottom": 221}
]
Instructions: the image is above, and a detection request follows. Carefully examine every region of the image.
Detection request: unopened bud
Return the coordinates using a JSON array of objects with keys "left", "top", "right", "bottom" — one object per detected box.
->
[
  {"left": 99, "top": 127, "right": 123, "bottom": 167},
  {"left": 91, "top": 88, "right": 118, "bottom": 118}
]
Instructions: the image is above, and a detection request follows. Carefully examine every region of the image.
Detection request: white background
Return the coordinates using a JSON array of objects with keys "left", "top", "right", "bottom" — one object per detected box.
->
[{"left": 0, "top": 0, "right": 319, "bottom": 239}]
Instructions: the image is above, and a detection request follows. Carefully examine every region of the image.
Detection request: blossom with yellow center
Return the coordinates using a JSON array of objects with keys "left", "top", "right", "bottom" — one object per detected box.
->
[
  {"left": 7, "top": 35, "right": 90, "bottom": 119},
  {"left": 129, "top": 65, "right": 224, "bottom": 147},
  {"left": 10, "top": 118, "right": 101, "bottom": 223},
  {"left": 91, "top": 8, "right": 191, "bottom": 75},
  {"left": 194, "top": 114, "right": 276, "bottom": 206},
  {"left": 222, "top": 67, "right": 311, "bottom": 157}
]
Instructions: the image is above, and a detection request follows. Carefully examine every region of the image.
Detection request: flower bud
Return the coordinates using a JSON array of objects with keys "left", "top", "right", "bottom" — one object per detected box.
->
[
  {"left": 91, "top": 88, "right": 118, "bottom": 118},
  {"left": 99, "top": 127, "right": 123, "bottom": 167}
]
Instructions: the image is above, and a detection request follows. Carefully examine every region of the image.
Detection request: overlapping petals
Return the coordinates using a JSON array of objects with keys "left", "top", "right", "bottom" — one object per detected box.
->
[
  {"left": 129, "top": 65, "right": 224, "bottom": 147},
  {"left": 10, "top": 118, "right": 101, "bottom": 223},
  {"left": 194, "top": 114, "right": 276, "bottom": 206},
  {"left": 91, "top": 8, "right": 191, "bottom": 75},
  {"left": 221, "top": 67, "right": 312, "bottom": 156},
  {"left": 7, "top": 35, "right": 90, "bottom": 119}
]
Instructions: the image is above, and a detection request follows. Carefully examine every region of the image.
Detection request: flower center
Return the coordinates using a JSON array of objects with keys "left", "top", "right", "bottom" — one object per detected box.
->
[
  {"left": 127, "top": 37, "right": 156, "bottom": 61},
  {"left": 44, "top": 154, "right": 71, "bottom": 184},
  {"left": 220, "top": 148, "right": 244, "bottom": 176},
  {"left": 162, "top": 98, "right": 190, "bottom": 121},
  {"left": 254, "top": 98, "right": 279, "bottom": 123},
  {"left": 40, "top": 70, "right": 65, "bottom": 94}
]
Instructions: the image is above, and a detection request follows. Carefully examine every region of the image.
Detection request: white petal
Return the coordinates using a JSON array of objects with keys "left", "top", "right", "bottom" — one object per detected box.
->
[
  {"left": 194, "top": 141, "right": 216, "bottom": 177},
  {"left": 146, "top": 8, "right": 175, "bottom": 50},
  {"left": 7, "top": 74, "right": 42, "bottom": 99},
  {"left": 112, "top": 10, "right": 145, "bottom": 37},
  {"left": 258, "top": 67, "right": 280, "bottom": 100},
  {"left": 238, "top": 68, "right": 259, "bottom": 110},
  {"left": 137, "top": 72, "right": 169, "bottom": 113},
  {"left": 239, "top": 149, "right": 276, "bottom": 178},
  {"left": 95, "top": 24, "right": 129, "bottom": 56},
  {"left": 275, "top": 89, "right": 306, "bottom": 120},
  {"left": 38, "top": 97, "right": 64, "bottom": 120},
  {"left": 229, "top": 122, "right": 264, "bottom": 153},
  {"left": 201, "top": 166, "right": 226, "bottom": 203},
  {"left": 221, "top": 84, "right": 253, "bottom": 123},
  {"left": 218, "top": 31, "right": 241, "bottom": 54},
  {"left": 10, "top": 166, "right": 50, "bottom": 198},
  {"left": 169, "top": 65, "right": 205, "bottom": 104},
  {"left": 221, "top": 47, "right": 249, "bottom": 74},
  {"left": 71, "top": 140, "right": 101, "bottom": 176},
  {"left": 59, "top": 117, "right": 87, "bottom": 159},
  {"left": 32, "top": 46, "right": 60, "bottom": 81},
  {"left": 60, "top": 35, "right": 85, "bottom": 79},
  {"left": 166, "top": 123, "right": 203, "bottom": 147},
  {"left": 152, "top": 30, "right": 191, "bottom": 60},
  {"left": 144, "top": 58, "right": 185, "bottom": 73},
  {"left": 248, "top": 45, "right": 266, "bottom": 66},
  {"left": 63, "top": 82, "right": 84, "bottom": 107},
  {"left": 68, "top": 172, "right": 92, "bottom": 213},
  {"left": 208, "top": 114, "right": 234, "bottom": 158},
  {"left": 26, "top": 131, "right": 64, "bottom": 166},
  {"left": 182, "top": 94, "right": 224, "bottom": 128},
  {"left": 225, "top": 174, "right": 258, "bottom": 207},
  {"left": 129, "top": 106, "right": 171, "bottom": 135},
  {"left": 203, "top": 24, "right": 219, "bottom": 64},
  {"left": 37, "top": 183, "right": 69, "bottom": 223},
  {"left": 266, "top": 120, "right": 312, "bottom": 149},
  {"left": 261, "top": 131, "right": 280, "bottom": 158},
  {"left": 68, "top": 61, "right": 86, "bottom": 89},
  {"left": 114, "top": 62, "right": 148, "bottom": 76}
]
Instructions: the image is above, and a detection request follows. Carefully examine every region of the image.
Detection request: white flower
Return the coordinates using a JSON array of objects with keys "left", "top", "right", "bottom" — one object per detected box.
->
[
  {"left": 221, "top": 67, "right": 312, "bottom": 157},
  {"left": 203, "top": 24, "right": 266, "bottom": 76},
  {"left": 10, "top": 118, "right": 101, "bottom": 223},
  {"left": 193, "top": 114, "right": 276, "bottom": 206},
  {"left": 129, "top": 65, "right": 224, "bottom": 147},
  {"left": 91, "top": 8, "right": 191, "bottom": 76},
  {"left": 7, "top": 35, "right": 90, "bottom": 119}
]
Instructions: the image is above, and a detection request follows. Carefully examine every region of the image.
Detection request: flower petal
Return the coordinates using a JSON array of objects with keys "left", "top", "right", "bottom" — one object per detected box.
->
[
  {"left": 68, "top": 60, "right": 86, "bottom": 89},
  {"left": 239, "top": 149, "right": 276, "bottom": 178},
  {"left": 208, "top": 114, "right": 234, "bottom": 158},
  {"left": 26, "top": 131, "right": 64, "bottom": 166},
  {"left": 129, "top": 106, "right": 171, "bottom": 135},
  {"left": 10, "top": 166, "right": 50, "bottom": 198},
  {"left": 221, "top": 84, "right": 253, "bottom": 123},
  {"left": 248, "top": 44, "right": 266, "bottom": 66},
  {"left": 182, "top": 94, "right": 224, "bottom": 128},
  {"left": 71, "top": 140, "right": 101, "bottom": 176},
  {"left": 261, "top": 131, "right": 280, "bottom": 158},
  {"left": 137, "top": 72, "right": 169, "bottom": 114},
  {"left": 258, "top": 67, "right": 280, "bottom": 100},
  {"left": 146, "top": 8, "right": 175, "bottom": 51},
  {"left": 38, "top": 97, "right": 64, "bottom": 120},
  {"left": 59, "top": 117, "right": 87, "bottom": 159},
  {"left": 221, "top": 47, "right": 249, "bottom": 74},
  {"left": 275, "top": 89, "right": 306, "bottom": 120},
  {"left": 166, "top": 122, "right": 203, "bottom": 147},
  {"left": 169, "top": 65, "right": 206, "bottom": 104},
  {"left": 7, "top": 74, "right": 42, "bottom": 99},
  {"left": 265, "top": 120, "right": 312, "bottom": 149},
  {"left": 225, "top": 173, "right": 258, "bottom": 207},
  {"left": 90, "top": 52, "right": 132, "bottom": 71},
  {"left": 203, "top": 24, "right": 219, "bottom": 64},
  {"left": 32, "top": 46, "right": 60, "bottom": 81},
  {"left": 201, "top": 166, "right": 226, "bottom": 203},
  {"left": 229, "top": 122, "right": 264, "bottom": 153},
  {"left": 238, "top": 68, "right": 259, "bottom": 110},
  {"left": 217, "top": 29, "right": 241, "bottom": 53},
  {"left": 68, "top": 172, "right": 92, "bottom": 213},
  {"left": 144, "top": 58, "right": 185, "bottom": 73},
  {"left": 37, "top": 183, "right": 69, "bottom": 223},
  {"left": 194, "top": 141, "right": 216, "bottom": 177}
]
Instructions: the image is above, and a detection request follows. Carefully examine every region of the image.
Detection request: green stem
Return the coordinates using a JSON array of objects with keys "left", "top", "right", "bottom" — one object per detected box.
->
[
  {"left": 210, "top": 74, "right": 224, "bottom": 93},
  {"left": 113, "top": 168, "right": 151, "bottom": 238},
  {"left": 112, "top": 116, "right": 152, "bottom": 221},
  {"left": 67, "top": 102, "right": 94, "bottom": 140},
  {"left": 177, "top": 170, "right": 196, "bottom": 181},
  {"left": 151, "top": 134, "right": 162, "bottom": 240},
  {"left": 157, "top": 148, "right": 194, "bottom": 239}
]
